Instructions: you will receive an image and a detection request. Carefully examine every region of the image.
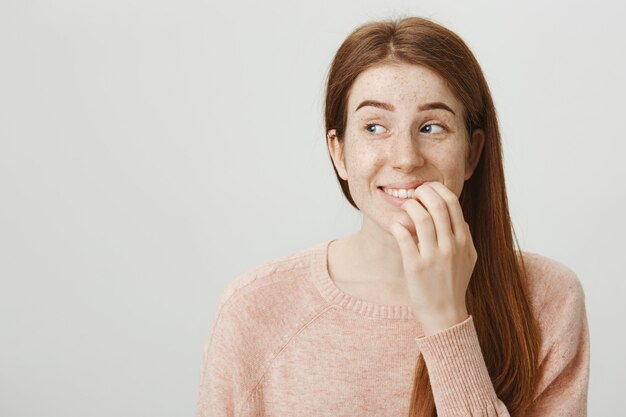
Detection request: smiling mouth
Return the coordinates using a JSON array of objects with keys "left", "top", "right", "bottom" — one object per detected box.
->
[{"left": 378, "top": 186, "right": 420, "bottom": 199}]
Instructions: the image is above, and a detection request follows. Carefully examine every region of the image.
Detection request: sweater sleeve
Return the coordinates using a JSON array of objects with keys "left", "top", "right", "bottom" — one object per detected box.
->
[
  {"left": 523, "top": 274, "right": 590, "bottom": 416},
  {"left": 196, "top": 292, "right": 252, "bottom": 417},
  {"left": 414, "top": 277, "right": 589, "bottom": 417},
  {"left": 415, "top": 315, "right": 511, "bottom": 416}
]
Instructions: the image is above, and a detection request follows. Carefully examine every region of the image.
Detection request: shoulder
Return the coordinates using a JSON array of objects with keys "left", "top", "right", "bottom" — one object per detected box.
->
[
  {"left": 199, "top": 243, "right": 329, "bottom": 412},
  {"left": 517, "top": 250, "right": 587, "bottom": 351},
  {"left": 517, "top": 250, "right": 585, "bottom": 310},
  {"left": 216, "top": 242, "right": 326, "bottom": 315},
  {"left": 209, "top": 241, "right": 330, "bottom": 360}
]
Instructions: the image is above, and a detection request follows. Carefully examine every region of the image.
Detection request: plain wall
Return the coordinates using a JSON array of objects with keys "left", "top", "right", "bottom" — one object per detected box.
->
[{"left": 1, "top": 0, "right": 624, "bottom": 415}]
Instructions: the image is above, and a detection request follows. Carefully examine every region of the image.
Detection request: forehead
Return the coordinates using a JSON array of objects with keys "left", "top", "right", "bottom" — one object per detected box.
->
[{"left": 347, "top": 63, "right": 463, "bottom": 115}]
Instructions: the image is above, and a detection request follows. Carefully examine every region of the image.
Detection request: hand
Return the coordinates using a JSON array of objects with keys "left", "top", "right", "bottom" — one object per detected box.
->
[{"left": 389, "top": 181, "right": 477, "bottom": 337}]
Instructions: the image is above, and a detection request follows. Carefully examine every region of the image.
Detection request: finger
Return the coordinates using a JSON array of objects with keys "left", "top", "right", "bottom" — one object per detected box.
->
[
  {"left": 425, "top": 181, "right": 466, "bottom": 239},
  {"left": 400, "top": 198, "right": 436, "bottom": 257},
  {"left": 412, "top": 183, "right": 455, "bottom": 252},
  {"left": 390, "top": 222, "right": 421, "bottom": 271}
]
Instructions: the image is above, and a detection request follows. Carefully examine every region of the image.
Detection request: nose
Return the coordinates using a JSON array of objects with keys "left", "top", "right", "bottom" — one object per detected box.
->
[{"left": 389, "top": 129, "right": 425, "bottom": 171}]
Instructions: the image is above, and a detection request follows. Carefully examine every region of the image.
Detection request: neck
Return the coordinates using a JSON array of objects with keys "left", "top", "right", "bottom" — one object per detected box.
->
[{"left": 345, "top": 216, "right": 407, "bottom": 284}]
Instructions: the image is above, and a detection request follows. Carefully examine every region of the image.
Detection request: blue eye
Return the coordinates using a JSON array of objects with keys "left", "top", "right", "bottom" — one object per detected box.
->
[
  {"left": 365, "top": 123, "right": 385, "bottom": 134},
  {"left": 364, "top": 122, "right": 446, "bottom": 136},
  {"left": 421, "top": 123, "right": 445, "bottom": 134}
]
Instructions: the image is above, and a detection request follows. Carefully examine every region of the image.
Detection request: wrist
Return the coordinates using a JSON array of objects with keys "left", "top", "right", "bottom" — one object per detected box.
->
[{"left": 417, "top": 308, "right": 469, "bottom": 337}]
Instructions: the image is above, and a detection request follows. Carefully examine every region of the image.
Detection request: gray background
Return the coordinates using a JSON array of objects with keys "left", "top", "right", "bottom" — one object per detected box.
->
[{"left": 1, "top": 0, "right": 624, "bottom": 415}]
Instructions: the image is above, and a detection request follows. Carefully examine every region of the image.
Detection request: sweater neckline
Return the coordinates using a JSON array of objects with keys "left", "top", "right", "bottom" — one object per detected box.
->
[{"left": 312, "top": 239, "right": 418, "bottom": 320}]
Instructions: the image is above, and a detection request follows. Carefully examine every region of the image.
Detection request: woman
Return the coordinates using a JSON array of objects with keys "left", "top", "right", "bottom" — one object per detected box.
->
[{"left": 197, "top": 16, "right": 589, "bottom": 417}]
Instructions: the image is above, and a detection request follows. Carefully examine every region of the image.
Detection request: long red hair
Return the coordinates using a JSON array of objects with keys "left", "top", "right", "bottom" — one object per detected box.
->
[{"left": 323, "top": 16, "right": 540, "bottom": 416}]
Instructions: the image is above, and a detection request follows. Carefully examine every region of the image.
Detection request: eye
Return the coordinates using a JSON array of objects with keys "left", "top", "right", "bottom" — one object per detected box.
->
[
  {"left": 421, "top": 123, "right": 445, "bottom": 134},
  {"left": 364, "top": 123, "right": 386, "bottom": 135}
]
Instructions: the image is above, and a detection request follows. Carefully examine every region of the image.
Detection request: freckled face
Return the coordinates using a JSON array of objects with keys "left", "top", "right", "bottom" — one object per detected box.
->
[{"left": 327, "top": 62, "right": 482, "bottom": 236}]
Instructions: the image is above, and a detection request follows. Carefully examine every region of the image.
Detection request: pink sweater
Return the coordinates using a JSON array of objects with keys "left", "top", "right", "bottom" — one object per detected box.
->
[{"left": 196, "top": 239, "right": 589, "bottom": 416}]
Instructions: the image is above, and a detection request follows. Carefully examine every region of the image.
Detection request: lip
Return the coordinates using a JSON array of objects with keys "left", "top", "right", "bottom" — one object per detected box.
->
[{"left": 379, "top": 180, "right": 428, "bottom": 189}]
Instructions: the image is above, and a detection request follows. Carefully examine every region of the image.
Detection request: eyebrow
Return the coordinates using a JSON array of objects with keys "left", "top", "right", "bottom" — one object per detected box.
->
[{"left": 354, "top": 100, "right": 456, "bottom": 116}]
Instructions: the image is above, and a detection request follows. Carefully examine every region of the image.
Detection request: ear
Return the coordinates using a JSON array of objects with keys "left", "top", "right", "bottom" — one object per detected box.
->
[
  {"left": 327, "top": 129, "right": 348, "bottom": 181},
  {"left": 464, "top": 128, "right": 485, "bottom": 181}
]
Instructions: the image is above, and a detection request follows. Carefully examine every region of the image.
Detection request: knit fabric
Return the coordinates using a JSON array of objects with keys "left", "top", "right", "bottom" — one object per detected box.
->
[{"left": 197, "top": 239, "right": 589, "bottom": 417}]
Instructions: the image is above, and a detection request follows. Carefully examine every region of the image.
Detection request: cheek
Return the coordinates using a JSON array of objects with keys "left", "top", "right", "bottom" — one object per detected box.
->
[
  {"left": 346, "top": 146, "right": 384, "bottom": 177},
  {"left": 442, "top": 169, "right": 465, "bottom": 197},
  {"left": 441, "top": 177, "right": 464, "bottom": 201}
]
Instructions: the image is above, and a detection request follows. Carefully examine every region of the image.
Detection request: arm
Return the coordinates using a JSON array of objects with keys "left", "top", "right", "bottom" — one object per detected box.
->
[
  {"left": 523, "top": 276, "right": 590, "bottom": 416},
  {"left": 196, "top": 294, "right": 250, "bottom": 417},
  {"left": 414, "top": 279, "right": 589, "bottom": 417},
  {"left": 415, "top": 315, "right": 512, "bottom": 417}
]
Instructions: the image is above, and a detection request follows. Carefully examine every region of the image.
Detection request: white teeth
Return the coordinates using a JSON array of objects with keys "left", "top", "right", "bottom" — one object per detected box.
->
[{"left": 382, "top": 187, "right": 416, "bottom": 198}]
